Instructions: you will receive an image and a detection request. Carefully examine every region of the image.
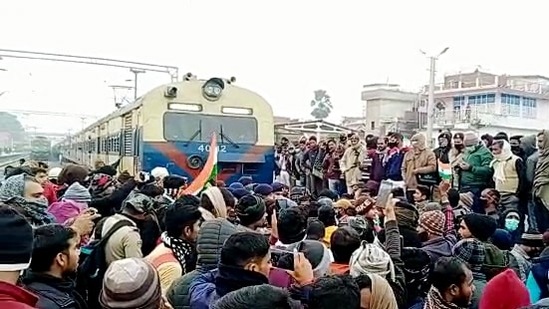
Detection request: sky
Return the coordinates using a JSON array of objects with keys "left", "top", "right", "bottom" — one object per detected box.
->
[{"left": 0, "top": 0, "right": 548, "bottom": 134}]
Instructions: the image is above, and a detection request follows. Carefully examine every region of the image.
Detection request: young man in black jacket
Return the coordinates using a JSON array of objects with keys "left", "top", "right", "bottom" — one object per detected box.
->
[{"left": 24, "top": 224, "right": 87, "bottom": 309}]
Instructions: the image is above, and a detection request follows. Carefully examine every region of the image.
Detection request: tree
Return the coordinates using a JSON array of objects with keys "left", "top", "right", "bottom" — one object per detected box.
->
[
  {"left": 310, "top": 89, "right": 332, "bottom": 120},
  {"left": 0, "top": 112, "right": 25, "bottom": 142}
]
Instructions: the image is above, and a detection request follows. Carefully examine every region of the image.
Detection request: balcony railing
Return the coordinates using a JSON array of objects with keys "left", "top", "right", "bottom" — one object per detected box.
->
[
  {"left": 434, "top": 109, "right": 496, "bottom": 127},
  {"left": 432, "top": 80, "right": 549, "bottom": 95}
]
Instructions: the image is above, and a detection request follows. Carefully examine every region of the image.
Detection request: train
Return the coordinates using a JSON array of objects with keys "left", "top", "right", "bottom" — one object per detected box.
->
[
  {"left": 30, "top": 136, "right": 52, "bottom": 162},
  {"left": 58, "top": 74, "right": 275, "bottom": 184}
]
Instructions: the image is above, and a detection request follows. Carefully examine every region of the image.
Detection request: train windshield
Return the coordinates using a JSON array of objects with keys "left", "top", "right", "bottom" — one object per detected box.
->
[
  {"left": 164, "top": 112, "right": 258, "bottom": 144},
  {"left": 31, "top": 139, "right": 50, "bottom": 149}
]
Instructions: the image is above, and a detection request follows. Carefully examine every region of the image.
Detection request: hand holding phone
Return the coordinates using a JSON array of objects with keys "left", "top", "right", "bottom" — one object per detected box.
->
[
  {"left": 286, "top": 249, "right": 314, "bottom": 285},
  {"left": 376, "top": 180, "right": 393, "bottom": 208}
]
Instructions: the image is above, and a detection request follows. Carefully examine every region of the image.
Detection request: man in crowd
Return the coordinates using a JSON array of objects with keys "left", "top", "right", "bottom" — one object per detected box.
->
[
  {"left": 0, "top": 206, "right": 38, "bottom": 308},
  {"left": 24, "top": 224, "right": 86, "bottom": 309}
]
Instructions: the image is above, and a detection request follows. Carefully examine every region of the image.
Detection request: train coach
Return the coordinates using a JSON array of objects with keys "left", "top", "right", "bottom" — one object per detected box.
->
[{"left": 60, "top": 74, "right": 275, "bottom": 184}]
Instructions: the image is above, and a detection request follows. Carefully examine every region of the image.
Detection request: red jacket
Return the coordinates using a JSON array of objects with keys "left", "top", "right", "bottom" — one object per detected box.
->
[
  {"left": 43, "top": 182, "right": 59, "bottom": 205},
  {"left": 0, "top": 281, "right": 38, "bottom": 309}
]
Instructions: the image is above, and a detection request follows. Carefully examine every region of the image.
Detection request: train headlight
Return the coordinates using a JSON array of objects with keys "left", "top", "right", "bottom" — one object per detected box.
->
[
  {"left": 202, "top": 78, "right": 225, "bottom": 101},
  {"left": 164, "top": 86, "right": 178, "bottom": 98}
]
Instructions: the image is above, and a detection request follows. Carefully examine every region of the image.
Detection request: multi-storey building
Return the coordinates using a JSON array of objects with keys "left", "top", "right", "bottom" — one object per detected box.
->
[
  {"left": 431, "top": 70, "right": 549, "bottom": 136},
  {"left": 360, "top": 83, "right": 423, "bottom": 137}
]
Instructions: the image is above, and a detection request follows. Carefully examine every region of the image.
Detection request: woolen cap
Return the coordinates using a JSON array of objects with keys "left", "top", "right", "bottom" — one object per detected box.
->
[
  {"left": 100, "top": 258, "right": 162, "bottom": 309},
  {"left": 236, "top": 194, "right": 266, "bottom": 226},
  {"left": 479, "top": 269, "right": 529, "bottom": 309},
  {"left": 0, "top": 207, "right": 33, "bottom": 271},
  {"left": 419, "top": 210, "right": 445, "bottom": 237},
  {"left": 462, "top": 213, "right": 497, "bottom": 242},
  {"left": 463, "top": 132, "right": 480, "bottom": 147},
  {"left": 63, "top": 182, "right": 92, "bottom": 203}
]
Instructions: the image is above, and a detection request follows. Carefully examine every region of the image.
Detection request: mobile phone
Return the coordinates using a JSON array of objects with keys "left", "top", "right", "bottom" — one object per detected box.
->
[
  {"left": 376, "top": 180, "right": 394, "bottom": 208},
  {"left": 270, "top": 248, "right": 293, "bottom": 267}
]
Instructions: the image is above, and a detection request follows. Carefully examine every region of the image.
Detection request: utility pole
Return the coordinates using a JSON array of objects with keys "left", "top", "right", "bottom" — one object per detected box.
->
[
  {"left": 427, "top": 56, "right": 436, "bottom": 148},
  {"left": 130, "top": 68, "right": 145, "bottom": 101},
  {"left": 421, "top": 47, "right": 449, "bottom": 148}
]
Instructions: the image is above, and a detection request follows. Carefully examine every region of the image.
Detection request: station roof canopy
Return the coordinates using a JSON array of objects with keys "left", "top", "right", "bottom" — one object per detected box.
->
[{"left": 274, "top": 119, "right": 358, "bottom": 137}]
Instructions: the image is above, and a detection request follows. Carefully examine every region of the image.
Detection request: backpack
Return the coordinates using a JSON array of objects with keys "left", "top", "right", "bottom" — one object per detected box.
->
[
  {"left": 482, "top": 242, "right": 512, "bottom": 280},
  {"left": 76, "top": 218, "right": 134, "bottom": 308}
]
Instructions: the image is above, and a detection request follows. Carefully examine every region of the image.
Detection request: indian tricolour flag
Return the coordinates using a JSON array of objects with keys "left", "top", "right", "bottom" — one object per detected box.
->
[
  {"left": 438, "top": 159, "right": 452, "bottom": 182},
  {"left": 179, "top": 133, "right": 218, "bottom": 196}
]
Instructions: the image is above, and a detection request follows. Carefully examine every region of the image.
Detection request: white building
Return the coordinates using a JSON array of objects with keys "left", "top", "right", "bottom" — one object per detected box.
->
[
  {"left": 361, "top": 83, "right": 422, "bottom": 137},
  {"left": 431, "top": 70, "right": 549, "bottom": 136}
]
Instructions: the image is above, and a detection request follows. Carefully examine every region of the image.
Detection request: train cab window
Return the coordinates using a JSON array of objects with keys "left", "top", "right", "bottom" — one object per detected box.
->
[
  {"left": 243, "top": 163, "right": 260, "bottom": 175},
  {"left": 163, "top": 112, "right": 258, "bottom": 144}
]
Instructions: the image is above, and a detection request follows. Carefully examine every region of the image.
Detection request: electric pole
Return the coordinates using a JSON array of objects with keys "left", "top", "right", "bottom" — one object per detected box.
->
[
  {"left": 421, "top": 47, "right": 449, "bottom": 148},
  {"left": 130, "top": 68, "right": 146, "bottom": 101}
]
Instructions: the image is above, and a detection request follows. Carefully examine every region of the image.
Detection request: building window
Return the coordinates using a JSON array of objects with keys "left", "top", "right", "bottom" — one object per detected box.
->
[
  {"left": 467, "top": 93, "right": 496, "bottom": 115},
  {"left": 468, "top": 93, "right": 495, "bottom": 105},
  {"left": 453, "top": 96, "right": 465, "bottom": 110},
  {"left": 453, "top": 96, "right": 465, "bottom": 121},
  {"left": 485, "top": 94, "right": 496, "bottom": 114},
  {"left": 501, "top": 93, "right": 521, "bottom": 116},
  {"left": 522, "top": 97, "right": 537, "bottom": 119}
]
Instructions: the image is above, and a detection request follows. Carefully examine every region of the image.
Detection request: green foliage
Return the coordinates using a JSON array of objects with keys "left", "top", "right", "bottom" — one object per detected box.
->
[
  {"left": 0, "top": 112, "right": 25, "bottom": 141},
  {"left": 310, "top": 89, "right": 332, "bottom": 120}
]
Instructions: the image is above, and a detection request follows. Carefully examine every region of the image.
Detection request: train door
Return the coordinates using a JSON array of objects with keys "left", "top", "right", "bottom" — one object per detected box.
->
[
  {"left": 99, "top": 122, "right": 108, "bottom": 164},
  {"left": 121, "top": 113, "right": 134, "bottom": 172},
  {"left": 133, "top": 108, "right": 142, "bottom": 175}
]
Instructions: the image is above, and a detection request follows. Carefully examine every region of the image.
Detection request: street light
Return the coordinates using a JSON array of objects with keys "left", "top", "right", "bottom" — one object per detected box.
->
[{"left": 422, "top": 47, "right": 450, "bottom": 148}]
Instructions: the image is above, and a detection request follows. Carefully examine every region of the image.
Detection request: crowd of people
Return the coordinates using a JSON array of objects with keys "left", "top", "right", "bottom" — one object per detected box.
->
[{"left": 0, "top": 129, "right": 549, "bottom": 309}]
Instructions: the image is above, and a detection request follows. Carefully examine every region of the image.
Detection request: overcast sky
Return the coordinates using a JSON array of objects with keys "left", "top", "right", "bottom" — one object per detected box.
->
[{"left": 0, "top": 0, "right": 547, "bottom": 133}]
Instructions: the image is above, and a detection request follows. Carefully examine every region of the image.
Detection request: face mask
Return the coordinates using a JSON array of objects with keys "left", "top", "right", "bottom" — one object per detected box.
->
[
  {"left": 505, "top": 218, "right": 520, "bottom": 231},
  {"left": 388, "top": 142, "right": 398, "bottom": 148},
  {"left": 454, "top": 144, "right": 464, "bottom": 150},
  {"left": 26, "top": 196, "right": 48, "bottom": 207}
]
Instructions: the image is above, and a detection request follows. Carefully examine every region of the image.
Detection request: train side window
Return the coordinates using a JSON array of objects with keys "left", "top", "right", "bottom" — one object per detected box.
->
[
  {"left": 114, "top": 135, "right": 120, "bottom": 153},
  {"left": 121, "top": 128, "right": 133, "bottom": 156},
  {"left": 107, "top": 136, "right": 112, "bottom": 153}
]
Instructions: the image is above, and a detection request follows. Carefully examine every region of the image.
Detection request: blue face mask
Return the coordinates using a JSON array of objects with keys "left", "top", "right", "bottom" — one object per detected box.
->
[{"left": 505, "top": 218, "right": 520, "bottom": 231}]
